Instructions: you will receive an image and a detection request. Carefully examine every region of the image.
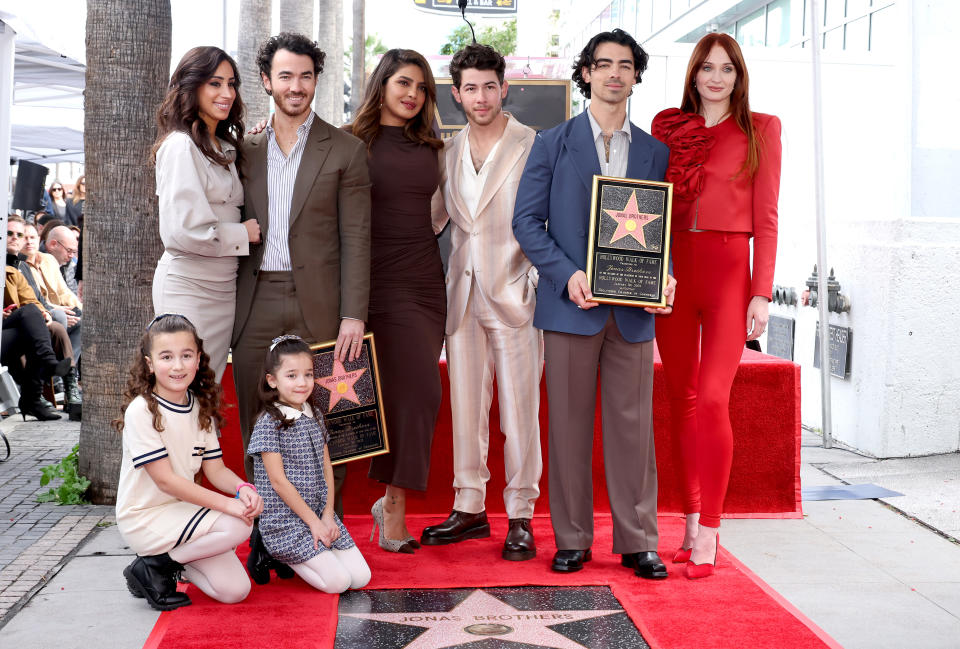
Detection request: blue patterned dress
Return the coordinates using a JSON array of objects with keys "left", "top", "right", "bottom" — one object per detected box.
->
[{"left": 247, "top": 403, "right": 354, "bottom": 564}]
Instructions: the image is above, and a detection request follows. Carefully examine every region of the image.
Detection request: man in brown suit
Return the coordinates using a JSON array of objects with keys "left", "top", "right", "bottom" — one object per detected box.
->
[
  {"left": 421, "top": 45, "right": 542, "bottom": 561},
  {"left": 232, "top": 33, "right": 370, "bottom": 581}
]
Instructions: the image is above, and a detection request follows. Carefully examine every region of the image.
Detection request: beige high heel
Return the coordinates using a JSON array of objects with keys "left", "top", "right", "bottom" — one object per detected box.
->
[{"left": 370, "top": 497, "right": 416, "bottom": 554}]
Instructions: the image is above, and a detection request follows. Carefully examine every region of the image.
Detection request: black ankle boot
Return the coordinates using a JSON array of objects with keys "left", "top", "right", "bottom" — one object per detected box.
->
[
  {"left": 19, "top": 397, "right": 61, "bottom": 422},
  {"left": 272, "top": 558, "right": 295, "bottom": 579},
  {"left": 62, "top": 368, "right": 81, "bottom": 421},
  {"left": 41, "top": 357, "right": 72, "bottom": 380},
  {"left": 123, "top": 554, "right": 191, "bottom": 611},
  {"left": 247, "top": 523, "right": 273, "bottom": 585}
]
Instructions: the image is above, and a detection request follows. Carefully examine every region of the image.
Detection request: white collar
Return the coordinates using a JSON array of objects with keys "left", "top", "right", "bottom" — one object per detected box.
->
[
  {"left": 275, "top": 401, "right": 314, "bottom": 420},
  {"left": 586, "top": 106, "right": 632, "bottom": 142}
]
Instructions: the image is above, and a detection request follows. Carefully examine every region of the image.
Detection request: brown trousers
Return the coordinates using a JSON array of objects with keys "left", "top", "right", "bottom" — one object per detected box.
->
[
  {"left": 543, "top": 312, "right": 658, "bottom": 554},
  {"left": 232, "top": 272, "right": 346, "bottom": 515}
]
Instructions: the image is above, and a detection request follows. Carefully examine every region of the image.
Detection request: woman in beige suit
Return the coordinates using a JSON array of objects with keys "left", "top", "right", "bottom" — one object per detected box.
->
[{"left": 152, "top": 46, "right": 260, "bottom": 381}]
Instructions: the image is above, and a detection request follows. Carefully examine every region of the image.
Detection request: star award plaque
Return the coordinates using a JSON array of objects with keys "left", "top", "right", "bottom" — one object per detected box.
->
[
  {"left": 310, "top": 333, "right": 389, "bottom": 465},
  {"left": 585, "top": 175, "right": 673, "bottom": 308}
]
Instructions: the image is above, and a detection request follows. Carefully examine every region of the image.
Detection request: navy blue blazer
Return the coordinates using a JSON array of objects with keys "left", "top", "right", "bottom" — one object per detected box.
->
[{"left": 512, "top": 110, "right": 670, "bottom": 343}]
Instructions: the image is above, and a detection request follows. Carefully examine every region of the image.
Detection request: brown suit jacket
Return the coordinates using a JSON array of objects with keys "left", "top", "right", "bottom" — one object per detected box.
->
[
  {"left": 431, "top": 113, "right": 537, "bottom": 335},
  {"left": 232, "top": 116, "right": 372, "bottom": 345}
]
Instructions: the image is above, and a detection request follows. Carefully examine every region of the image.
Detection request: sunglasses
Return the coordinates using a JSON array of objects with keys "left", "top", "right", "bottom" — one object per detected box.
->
[
  {"left": 7, "top": 231, "right": 24, "bottom": 238},
  {"left": 51, "top": 187, "right": 63, "bottom": 191}
]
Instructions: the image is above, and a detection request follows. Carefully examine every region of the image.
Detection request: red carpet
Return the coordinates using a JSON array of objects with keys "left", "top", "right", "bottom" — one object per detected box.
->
[
  {"left": 217, "top": 347, "right": 802, "bottom": 519},
  {"left": 144, "top": 515, "right": 839, "bottom": 649}
]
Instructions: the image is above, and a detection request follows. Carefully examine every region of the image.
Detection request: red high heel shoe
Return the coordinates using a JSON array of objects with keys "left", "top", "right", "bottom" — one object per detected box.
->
[
  {"left": 685, "top": 533, "right": 718, "bottom": 579},
  {"left": 672, "top": 547, "right": 693, "bottom": 563}
]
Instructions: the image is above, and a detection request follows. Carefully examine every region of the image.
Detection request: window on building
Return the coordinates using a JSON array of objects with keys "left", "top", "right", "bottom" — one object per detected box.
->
[
  {"left": 845, "top": 15, "right": 870, "bottom": 51},
  {"left": 716, "top": 0, "right": 895, "bottom": 52},
  {"left": 736, "top": 7, "right": 767, "bottom": 47}
]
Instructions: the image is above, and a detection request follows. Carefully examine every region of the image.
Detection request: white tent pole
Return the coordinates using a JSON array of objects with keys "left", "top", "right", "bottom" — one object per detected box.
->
[
  {"left": 0, "top": 20, "right": 16, "bottom": 393},
  {"left": 808, "top": 0, "right": 834, "bottom": 449},
  {"left": 1, "top": 21, "right": 15, "bottom": 213}
]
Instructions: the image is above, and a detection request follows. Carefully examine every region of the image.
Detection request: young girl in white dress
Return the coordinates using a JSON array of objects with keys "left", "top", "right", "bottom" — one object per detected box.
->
[
  {"left": 247, "top": 335, "right": 371, "bottom": 593},
  {"left": 115, "top": 314, "right": 263, "bottom": 610}
]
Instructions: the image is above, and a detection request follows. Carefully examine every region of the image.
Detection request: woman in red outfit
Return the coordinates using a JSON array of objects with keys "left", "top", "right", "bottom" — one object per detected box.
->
[{"left": 652, "top": 33, "right": 781, "bottom": 579}]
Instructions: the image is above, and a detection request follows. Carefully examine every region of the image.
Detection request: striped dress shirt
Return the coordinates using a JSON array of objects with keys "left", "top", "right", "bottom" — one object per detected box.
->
[
  {"left": 260, "top": 112, "right": 316, "bottom": 271},
  {"left": 586, "top": 106, "right": 631, "bottom": 178}
]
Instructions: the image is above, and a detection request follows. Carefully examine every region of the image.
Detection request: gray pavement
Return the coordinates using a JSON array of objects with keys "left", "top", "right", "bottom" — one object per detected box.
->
[{"left": 0, "top": 420, "right": 958, "bottom": 648}]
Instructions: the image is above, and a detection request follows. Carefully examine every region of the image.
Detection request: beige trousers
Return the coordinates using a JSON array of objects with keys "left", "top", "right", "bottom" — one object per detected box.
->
[{"left": 445, "top": 283, "right": 543, "bottom": 519}]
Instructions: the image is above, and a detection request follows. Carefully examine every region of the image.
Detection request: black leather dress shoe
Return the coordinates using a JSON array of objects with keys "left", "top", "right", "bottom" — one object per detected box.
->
[
  {"left": 420, "top": 510, "right": 490, "bottom": 545},
  {"left": 621, "top": 551, "right": 668, "bottom": 580},
  {"left": 551, "top": 549, "right": 592, "bottom": 573},
  {"left": 502, "top": 519, "right": 536, "bottom": 561}
]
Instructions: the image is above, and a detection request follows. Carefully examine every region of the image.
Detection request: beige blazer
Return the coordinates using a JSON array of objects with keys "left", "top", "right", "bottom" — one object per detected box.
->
[
  {"left": 232, "top": 116, "right": 371, "bottom": 346},
  {"left": 431, "top": 114, "right": 537, "bottom": 335}
]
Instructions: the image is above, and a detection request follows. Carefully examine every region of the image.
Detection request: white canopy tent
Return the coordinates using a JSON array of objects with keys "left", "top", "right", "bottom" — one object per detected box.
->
[
  {"left": 0, "top": 2, "right": 85, "bottom": 409},
  {"left": 1, "top": 1, "right": 86, "bottom": 181}
]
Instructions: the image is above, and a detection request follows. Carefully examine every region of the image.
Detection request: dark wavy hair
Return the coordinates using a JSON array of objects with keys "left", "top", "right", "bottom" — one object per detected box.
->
[
  {"left": 572, "top": 29, "right": 649, "bottom": 99},
  {"left": 256, "top": 31, "right": 326, "bottom": 92},
  {"left": 680, "top": 33, "right": 762, "bottom": 178},
  {"left": 152, "top": 46, "right": 245, "bottom": 172},
  {"left": 255, "top": 336, "right": 322, "bottom": 431},
  {"left": 113, "top": 314, "right": 225, "bottom": 435},
  {"left": 347, "top": 48, "right": 443, "bottom": 151},
  {"left": 449, "top": 43, "right": 505, "bottom": 88}
]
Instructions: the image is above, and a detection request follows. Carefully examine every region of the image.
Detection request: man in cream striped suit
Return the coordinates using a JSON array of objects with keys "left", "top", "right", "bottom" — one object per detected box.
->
[{"left": 421, "top": 45, "right": 542, "bottom": 561}]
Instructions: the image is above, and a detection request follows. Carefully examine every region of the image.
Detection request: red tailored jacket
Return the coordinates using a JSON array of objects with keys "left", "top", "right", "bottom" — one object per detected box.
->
[{"left": 653, "top": 110, "right": 782, "bottom": 300}]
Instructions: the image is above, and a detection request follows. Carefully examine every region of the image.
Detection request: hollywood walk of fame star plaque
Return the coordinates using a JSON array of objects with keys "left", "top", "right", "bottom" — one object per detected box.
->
[
  {"left": 310, "top": 333, "right": 389, "bottom": 465},
  {"left": 586, "top": 175, "right": 673, "bottom": 308},
  {"left": 335, "top": 586, "right": 650, "bottom": 649}
]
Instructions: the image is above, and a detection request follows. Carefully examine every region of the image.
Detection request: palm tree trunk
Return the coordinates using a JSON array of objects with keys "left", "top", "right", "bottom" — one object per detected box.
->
[
  {"left": 316, "top": 0, "right": 344, "bottom": 125},
  {"left": 80, "top": 0, "right": 171, "bottom": 504},
  {"left": 280, "top": 0, "right": 313, "bottom": 35},
  {"left": 238, "top": 0, "right": 273, "bottom": 125},
  {"left": 350, "top": 0, "right": 365, "bottom": 118}
]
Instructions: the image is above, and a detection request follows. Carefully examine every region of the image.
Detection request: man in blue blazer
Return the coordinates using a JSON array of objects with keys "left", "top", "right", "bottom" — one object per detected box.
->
[{"left": 513, "top": 29, "right": 676, "bottom": 579}]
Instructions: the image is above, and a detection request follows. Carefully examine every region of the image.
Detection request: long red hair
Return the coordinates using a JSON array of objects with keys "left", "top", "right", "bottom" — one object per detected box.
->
[{"left": 680, "top": 33, "right": 761, "bottom": 178}]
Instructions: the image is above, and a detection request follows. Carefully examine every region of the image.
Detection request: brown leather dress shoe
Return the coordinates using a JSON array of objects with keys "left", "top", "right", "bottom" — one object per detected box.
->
[
  {"left": 420, "top": 510, "right": 490, "bottom": 545},
  {"left": 502, "top": 518, "right": 536, "bottom": 561}
]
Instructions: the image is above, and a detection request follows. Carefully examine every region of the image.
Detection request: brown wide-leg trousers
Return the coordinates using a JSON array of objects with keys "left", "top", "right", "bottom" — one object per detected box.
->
[{"left": 543, "top": 311, "right": 658, "bottom": 554}]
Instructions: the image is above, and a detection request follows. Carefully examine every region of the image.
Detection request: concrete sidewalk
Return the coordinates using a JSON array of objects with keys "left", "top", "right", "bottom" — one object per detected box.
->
[{"left": 0, "top": 418, "right": 958, "bottom": 648}]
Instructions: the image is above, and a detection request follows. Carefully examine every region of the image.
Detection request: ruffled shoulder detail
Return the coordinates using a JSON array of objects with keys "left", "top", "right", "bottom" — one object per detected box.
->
[{"left": 652, "top": 108, "right": 716, "bottom": 201}]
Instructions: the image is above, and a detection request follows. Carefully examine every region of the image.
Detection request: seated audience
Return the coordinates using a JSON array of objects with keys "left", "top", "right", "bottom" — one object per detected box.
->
[
  {"left": 65, "top": 175, "right": 84, "bottom": 227},
  {"left": 20, "top": 222, "right": 82, "bottom": 370},
  {"left": 45, "top": 225, "right": 80, "bottom": 295},
  {"left": 3, "top": 261, "right": 72, "bottom": 421},
  {"left": 4, "top": 215, "right": 82, "bottom": 421}
]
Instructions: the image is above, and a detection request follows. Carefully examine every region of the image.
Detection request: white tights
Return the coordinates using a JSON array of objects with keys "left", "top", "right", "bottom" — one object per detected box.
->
[
  {"left": 167, "top": 514, "right": 252, "bottom": 604},
  {"left": 291, "top": 546, "right": 371, "bottom": 594}
]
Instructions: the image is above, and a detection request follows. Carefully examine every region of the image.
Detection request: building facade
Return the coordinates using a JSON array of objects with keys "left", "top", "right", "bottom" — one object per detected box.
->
[{"left": 553, "top": 0, "right": 959, "bottom": 458}]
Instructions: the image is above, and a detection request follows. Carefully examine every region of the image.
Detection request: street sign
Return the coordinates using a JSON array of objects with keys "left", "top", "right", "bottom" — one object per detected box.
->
[{"left": 412, "top": 0, "right": 517, "bottom": 16}]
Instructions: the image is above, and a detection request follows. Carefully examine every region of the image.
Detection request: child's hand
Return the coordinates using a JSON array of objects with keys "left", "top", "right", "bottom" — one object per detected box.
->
[
  {"left": 320, "top": 511, "right": 341, "bottom": 544},
  {"left": 225, "top": 497, "right": 250, "bottom": 522},
  {"left": 237, "top": 486, "right": 263, "bottom": 520},
  {"left": 308, "top": 517, "right": 330, "bottom": 550}
]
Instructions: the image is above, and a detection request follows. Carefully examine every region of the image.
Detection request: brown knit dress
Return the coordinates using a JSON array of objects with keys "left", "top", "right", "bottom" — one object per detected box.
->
[{"left": 366, "top": 126, "right": 446, "bottom": 491}]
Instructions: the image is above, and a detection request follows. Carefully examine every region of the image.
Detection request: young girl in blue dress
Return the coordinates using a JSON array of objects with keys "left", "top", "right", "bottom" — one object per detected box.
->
[
  {"left": 115, "top": 314, "right": 262, "bottom": 611},
  {"left": 247, "top": 335, "right": 371, "bottom": 593}
]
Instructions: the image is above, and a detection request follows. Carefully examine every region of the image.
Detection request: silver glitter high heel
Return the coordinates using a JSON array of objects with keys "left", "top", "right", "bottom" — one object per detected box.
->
[{"left": 370, "top": 497, "right": 416, "bottom": 554}]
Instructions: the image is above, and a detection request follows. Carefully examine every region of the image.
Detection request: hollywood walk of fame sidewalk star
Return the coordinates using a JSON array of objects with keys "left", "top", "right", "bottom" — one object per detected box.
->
[
  {"left": 342, "top": 588, "right": 622, "bottom": 649},
  {"left": 603, "top": 190, "right": 661, "bottom": 248},
  {"left": 315, "top": 358, "right": 366, "bottom": 411}
]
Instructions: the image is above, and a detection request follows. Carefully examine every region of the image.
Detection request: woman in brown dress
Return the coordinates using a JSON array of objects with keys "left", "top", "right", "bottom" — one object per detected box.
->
[{"left": 347, "top": 49, "right": 446, "bottom": 553}]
